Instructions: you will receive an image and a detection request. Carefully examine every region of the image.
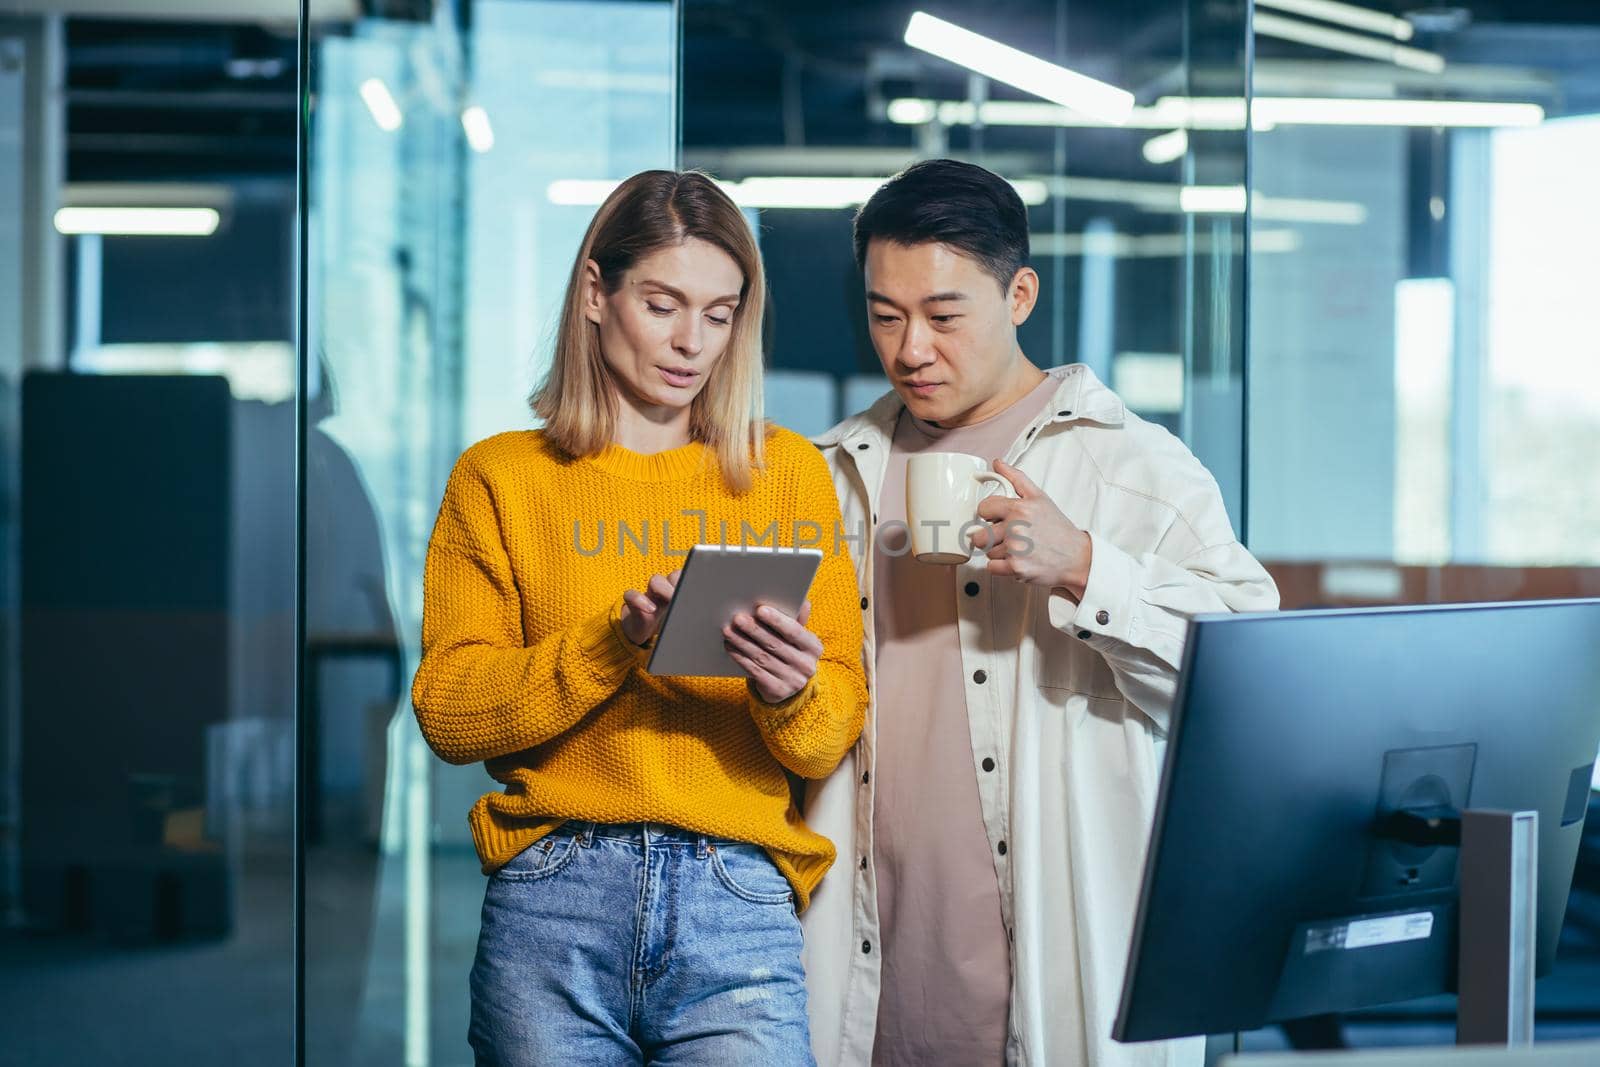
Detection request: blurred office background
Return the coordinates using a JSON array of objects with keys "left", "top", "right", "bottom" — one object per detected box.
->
[{"left": 0, "top": 0, "right": 1596, "bottom": 1063}]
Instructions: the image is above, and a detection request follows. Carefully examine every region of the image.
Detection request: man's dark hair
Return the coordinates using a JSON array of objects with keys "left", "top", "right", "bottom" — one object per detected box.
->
[{"left": 852, "top": 158, "right": 1030, "bottom": 292}]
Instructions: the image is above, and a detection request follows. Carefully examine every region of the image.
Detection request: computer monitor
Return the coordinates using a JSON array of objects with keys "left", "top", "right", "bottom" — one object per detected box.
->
[
  {"left": 1220, "top": 1040, "right": 1600, "bottom": 1067},
  {"left": 1113, "top": 599, "right": 1600, "bottom": 1044}
]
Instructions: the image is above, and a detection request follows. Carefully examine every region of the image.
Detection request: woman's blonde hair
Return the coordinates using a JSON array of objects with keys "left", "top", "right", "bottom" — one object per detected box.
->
[{"left": 532, "top": 170, "right": 768, "bottom": 492}]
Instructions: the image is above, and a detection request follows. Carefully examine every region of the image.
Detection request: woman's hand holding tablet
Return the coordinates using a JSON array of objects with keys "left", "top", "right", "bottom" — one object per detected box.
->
[
  {"left": 643, "top": 544, "right": 823, "bottom": 685},
  {"left": 723, "top": 599, "right": 822, "bottom": 704}
]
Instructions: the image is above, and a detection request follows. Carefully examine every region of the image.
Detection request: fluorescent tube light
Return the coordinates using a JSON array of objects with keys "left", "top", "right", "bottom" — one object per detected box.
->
[
  {"left": 1142, "top": 129, "right": 1188, "bottom": 164},
  {"left": 903, "top": 11, "right": 1134, "bottom": 125},
  {"left": 550, "top": 174, "right": 1352, "bottom": 223},
  {"left": 1175, "top": 186, "right": 1370, "bottom": 223},
  {"left": 1148, "top": 97, "right": 1266, "bottom": 130},
  {"left": 1255, "top": 195, "right": 1368, "bottom": 224},
  {"left": 548, "top": 179, "right": 623, "bottom": 205},
  {"left": 885, "top": 96, "right": 1265, "bottom": 130},
  {"left": 1254, "top": 97, "right": 1543, "bottom": 127},
  {"left": 461, "top": 105, "right": 494, "bottom": 153},
  {"left": 887, "top": 98, "right": 939, "bottom": 125},
  {"left": 1031, "top": 229, "right": 1303, "bottom": 257},
  {"left": 54, "top": 207, "right": 221, "bottom": 236},
  {"left": 1009, "top": 179, "right": 1049, "bottom": 206},
  {"left": 1026, "top": 176, "right": 1363, "bottom": 223},
  {"left": 1257, "top": 0, "right": 1414, "bottom": 41},
  {"left": 359, "top": 77, "right": 403, "bottom": 132},
  {"left": 547, "top": 176, "right": 1047, "bottom": 210},
  {"left": 728, "top": 177, "right": 892, "bottom": 209},
  {"left": 889, "top": 95, "right": 1542, "bottom": 130},
  {"left": 1179, "top": 185, "right": 1249, "bottom": 214},
  {"left": 889, "top": 97, "right": 1260, "bottom": 131},
  {"left": 1253, "top": 12, "right": 1445, "bottom": 74}
]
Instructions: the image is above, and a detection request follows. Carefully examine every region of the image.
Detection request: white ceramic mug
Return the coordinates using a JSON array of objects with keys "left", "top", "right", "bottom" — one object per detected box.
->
[{"left": 904, "top": 452, "right": 1016, "bottom": 565}]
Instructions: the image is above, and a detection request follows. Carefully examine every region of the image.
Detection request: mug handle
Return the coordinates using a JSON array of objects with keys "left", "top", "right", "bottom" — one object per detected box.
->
[{"left": 974, "top": 470, "right": 1016, "bottom": 499}]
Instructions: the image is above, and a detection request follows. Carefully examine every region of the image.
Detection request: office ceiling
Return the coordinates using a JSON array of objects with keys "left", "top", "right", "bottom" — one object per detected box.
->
[{"left": 45, "top": 0, "right": 1600, "bottom": 183}]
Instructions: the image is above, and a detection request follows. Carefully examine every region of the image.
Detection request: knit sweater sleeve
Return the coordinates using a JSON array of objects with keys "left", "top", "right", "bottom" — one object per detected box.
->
[
  {"left": 745, "top": 441, "right": 869, "bottom": 778},
  {"left": 411, "top": 448, "right": 647, "bottom": 765}
]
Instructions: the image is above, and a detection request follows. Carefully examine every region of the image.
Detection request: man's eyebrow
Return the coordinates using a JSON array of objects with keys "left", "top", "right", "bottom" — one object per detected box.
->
[
  {"left": 865, "top": 290, "right": 969, "bottom": 305},
  {"left": 638, "top": 280, "right": 741, "bottom": 306}
]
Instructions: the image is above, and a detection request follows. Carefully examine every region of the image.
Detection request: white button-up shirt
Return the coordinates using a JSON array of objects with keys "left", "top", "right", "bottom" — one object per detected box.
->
[{"left": 803, "top": 364, "right": 1281, "bottom": 1066}]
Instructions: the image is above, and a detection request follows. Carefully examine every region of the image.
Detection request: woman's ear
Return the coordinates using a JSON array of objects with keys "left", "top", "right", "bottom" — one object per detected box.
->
[{"left": 582, "top": 259, "right": 606, "bottom": 326}]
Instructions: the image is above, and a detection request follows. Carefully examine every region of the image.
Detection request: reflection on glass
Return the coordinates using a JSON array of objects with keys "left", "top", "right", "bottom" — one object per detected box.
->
[
  {"left": 1247, "top": 5, "right": 1600, "bottom": 1048},
  {"left": 3, "top": 0, "right": 1588, "bottom": 1059},
  {"left": 1482, "top": 115, "right": 1600, "bottom": 566},
  {"left": 1247, "top": 2, "right": 1600, "bottom": 591},
  {"left": 304, "top": 1, "right": 676, "bottom": 1062},
  {"left": 0, "top": 9, "right": 297, "bottom": 1064},
  {"left": 682, "top": 0, "right": 1248, "bottom": 487}
]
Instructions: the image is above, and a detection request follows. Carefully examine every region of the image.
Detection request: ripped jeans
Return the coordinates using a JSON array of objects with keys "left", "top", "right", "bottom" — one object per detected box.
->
[{"left": 468, "top": 821, "right": 816, "bottom": 1067}]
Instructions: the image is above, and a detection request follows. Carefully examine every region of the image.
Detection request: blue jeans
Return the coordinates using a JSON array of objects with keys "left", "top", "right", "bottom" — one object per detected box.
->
[{"left": 468, "top": 821, "right": 816, "bottom": 1067}]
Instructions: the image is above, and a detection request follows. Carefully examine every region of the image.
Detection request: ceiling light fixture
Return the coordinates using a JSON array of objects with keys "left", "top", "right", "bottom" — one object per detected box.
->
[
  {"left": 1254, "top": 96, "right": 1542, "bottom": 126},
  {"left": 1142, "top": 129, "right": 1189, "bottom": 164},
  {"left": 1253, "top": 12, "right": 1445, "bottom": 74},
  {"left": 359, "top": 77, "right": 403, "bottom": 132},
  {"left": 888, "top": 95, "right": 1542, "bottom": 130},
  {"left": 1031, "top": 229, "right": 1303, "bottom": 258},
  {"left": 1179, "top": 186, "right": 1250, "bottom": 214},
  {"left": 461, "top": 105, "right": 495, "bottom": 153},
  {"left": 548, "top": 176, "right": 1047, "bottom": 210},
  {"left": 886, "top": 96, "right": 1268, "bottom": 130},
  {"left": 53, "top": 207, "right": 221, "bottom": 236},
  {"left": 902, "top": 11, "right": 1134, "bottom": 125},
  {"left": 1256, "top": 0, "right": 1414, "bottom": 41},
  {"left": 1025, "top": 175, "right": 1365, "bottom": 223}
]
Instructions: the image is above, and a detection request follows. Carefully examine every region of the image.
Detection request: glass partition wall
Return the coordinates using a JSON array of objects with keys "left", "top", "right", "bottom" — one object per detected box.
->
[
  {"left": 1247, "top": 2, "right": 1600, "bottom": 609},
  {"left": 3, "top": 0, "right": 1598, "bottom": 1062},
  {"left": 1244, "top": 0, "right": 1600, "bottom": 1047},
  {"left": 0, "top": 5, "right": 298, "bottom": 1064},
  {"left": 304, "top": 0, "right": 1250, "bottom": 1059},
  {"left": 681, "top": 0, "right": 1251, "bottom": 498},
  {"left": 301, "top": 2, "right": 677, "bottom": 1062},
  {"left": 308, "top": 0, "right": 1250, "bottom": 1059}
]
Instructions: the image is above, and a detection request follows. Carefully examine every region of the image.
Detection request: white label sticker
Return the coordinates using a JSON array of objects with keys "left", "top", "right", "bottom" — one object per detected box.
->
[{"left": 1306, "top": 911, "right": 1434, "bottom": 954}]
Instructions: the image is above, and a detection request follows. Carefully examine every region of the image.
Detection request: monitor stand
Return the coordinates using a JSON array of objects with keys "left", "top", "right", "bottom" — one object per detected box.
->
[
  {"left": 1380, "top": 806, "right": 1537, "bottom": 1045},
  {"left": 1456, "top": 809, "right": 1538, "bottom": 1046}
]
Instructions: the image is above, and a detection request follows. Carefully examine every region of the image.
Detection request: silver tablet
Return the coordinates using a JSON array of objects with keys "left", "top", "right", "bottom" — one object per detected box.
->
[{"left": 644, "top": 543, "right": 824, "bottom": 678}]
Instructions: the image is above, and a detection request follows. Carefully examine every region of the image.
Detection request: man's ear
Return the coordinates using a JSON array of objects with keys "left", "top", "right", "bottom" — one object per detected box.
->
[
  {"left": 1009, "top": 266, "right": 1040, "bottom": 327},
  {"left": 582, "top": 259, "right": 606, "bottom": 326}
]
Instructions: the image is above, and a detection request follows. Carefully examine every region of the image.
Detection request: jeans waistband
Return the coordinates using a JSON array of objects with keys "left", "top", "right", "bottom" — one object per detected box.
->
[{"left": 557, "top": 821, "right": 711, "bottom": 849}]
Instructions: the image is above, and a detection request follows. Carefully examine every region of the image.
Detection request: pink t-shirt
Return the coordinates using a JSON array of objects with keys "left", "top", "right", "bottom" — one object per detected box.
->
[{"left": 870, "top": 375, "right": 1057, "bottom": 1066}]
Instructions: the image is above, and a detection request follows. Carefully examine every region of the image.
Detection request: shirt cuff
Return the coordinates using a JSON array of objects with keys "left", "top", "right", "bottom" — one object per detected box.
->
[{"left": 1047, "top": 533, "right": 1139, "bottom": 646}]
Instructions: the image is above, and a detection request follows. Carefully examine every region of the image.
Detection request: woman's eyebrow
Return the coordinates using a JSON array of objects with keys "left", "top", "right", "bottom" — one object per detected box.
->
[{"left": 639, "top": 279, "right": 740, "bottom": 305}]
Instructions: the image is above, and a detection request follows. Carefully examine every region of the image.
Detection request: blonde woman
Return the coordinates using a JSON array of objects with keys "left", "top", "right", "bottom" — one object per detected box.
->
[{"left": 412, "top": 170, "right": 867, "bottom": 1066}]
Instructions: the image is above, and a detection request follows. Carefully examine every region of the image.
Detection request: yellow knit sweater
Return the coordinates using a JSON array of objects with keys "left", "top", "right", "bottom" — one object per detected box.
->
[{"left": 411, "top": 426, "right": 867, "bottom": 909}]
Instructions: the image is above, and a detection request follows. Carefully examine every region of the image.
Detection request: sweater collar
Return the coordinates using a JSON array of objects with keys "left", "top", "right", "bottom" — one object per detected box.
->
[{"left": 583, "top": 439, "right": 711, "bottom": 481}]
